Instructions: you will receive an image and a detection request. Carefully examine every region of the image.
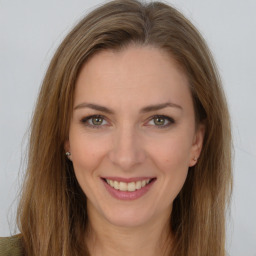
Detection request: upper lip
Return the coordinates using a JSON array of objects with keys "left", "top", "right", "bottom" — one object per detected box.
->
[{"left": 101, "top": 176, "right": 156, "bottom": 182}]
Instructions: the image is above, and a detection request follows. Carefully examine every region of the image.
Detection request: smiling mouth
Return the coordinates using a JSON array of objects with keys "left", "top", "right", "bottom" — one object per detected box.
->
[{"left": 102, "top": 178, "right": 156, "bottom": 192}]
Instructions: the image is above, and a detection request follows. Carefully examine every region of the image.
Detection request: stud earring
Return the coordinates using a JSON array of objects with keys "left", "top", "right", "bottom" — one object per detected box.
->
[
  {"left": 193, "top": 157, "right": 197, "bottom": 161},
  {"left": 66, "top": 152, "right": 71, "bottom": 159}
]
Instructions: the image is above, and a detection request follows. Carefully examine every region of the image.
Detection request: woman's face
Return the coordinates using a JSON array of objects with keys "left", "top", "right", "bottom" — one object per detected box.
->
[{"left": 66, "top": 45, "right": 204, "bottom": 228}]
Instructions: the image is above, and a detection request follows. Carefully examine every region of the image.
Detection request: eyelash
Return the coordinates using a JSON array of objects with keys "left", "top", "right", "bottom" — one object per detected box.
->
[
  {"left": 81, "top": 115, "right": 106, "bottom": 129},
  {"left": 80, "top": 114, "right": 175, "bottom": 129},
  {"left": 147, "top": 115, "right": 175, "bottom": 128}
]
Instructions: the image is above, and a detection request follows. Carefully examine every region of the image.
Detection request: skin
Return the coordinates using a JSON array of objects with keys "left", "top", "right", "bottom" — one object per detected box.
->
[{"left": 66, "top": 45, "right": 204, "bottom": 256}]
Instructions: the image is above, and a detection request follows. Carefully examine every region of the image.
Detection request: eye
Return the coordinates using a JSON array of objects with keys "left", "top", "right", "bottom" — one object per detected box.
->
[
  {"left": 81, "top": 115, "right": 108, "bottom": 128},
  {"left": 147, "top": 115, "right": 174, "bottom": 128}
]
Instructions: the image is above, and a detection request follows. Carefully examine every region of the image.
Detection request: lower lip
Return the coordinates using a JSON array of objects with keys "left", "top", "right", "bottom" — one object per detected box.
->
[{"left": 102, "top": 179, "right": 156, "bottom": 200}]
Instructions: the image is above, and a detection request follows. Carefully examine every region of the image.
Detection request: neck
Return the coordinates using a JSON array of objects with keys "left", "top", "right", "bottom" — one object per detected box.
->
[{"left": 86, "top": 205, "right": 173, "bottom": 256}]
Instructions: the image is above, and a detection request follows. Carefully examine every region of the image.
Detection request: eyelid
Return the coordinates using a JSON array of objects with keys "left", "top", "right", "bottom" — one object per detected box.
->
[
  {"left": 145, "top": 115, "right": 175, "bottom": 128},
  {"left": 80, "top": 114, "right": 175, "bottom": 129},
  {"left": 80, "top": 114, "right": 109, "bottom": 128}
]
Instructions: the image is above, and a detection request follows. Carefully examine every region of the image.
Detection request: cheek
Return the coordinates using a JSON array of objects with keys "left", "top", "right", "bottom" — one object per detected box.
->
[
  {"left": 154, "top": 137, "right": 191, "bottom": 197},
  {"left": 69, "top": 131, "right": 109, "bottom": 175},
  {"left": 69, "top": 133, "right": 111, "bottom": 199},
  {"left": 149, "top": 133, "right": 193, "bottom": 170}
]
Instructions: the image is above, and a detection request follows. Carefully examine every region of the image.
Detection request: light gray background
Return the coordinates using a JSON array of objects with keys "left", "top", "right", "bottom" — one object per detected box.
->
[{"left": 0, "top": 0, "right": 255, "bottom": 255}]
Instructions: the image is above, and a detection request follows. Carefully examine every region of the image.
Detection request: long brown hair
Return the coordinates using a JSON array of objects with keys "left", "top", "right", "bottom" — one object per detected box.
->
[{"left": 17, "top": 1, "right": 232, "bottom": 255}]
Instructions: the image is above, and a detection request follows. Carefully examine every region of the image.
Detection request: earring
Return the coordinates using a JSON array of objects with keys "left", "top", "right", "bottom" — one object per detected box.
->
[
  {"left": 193, "top": 157, "right": 197, "bottom": 161},
  {"left": 66, "top": 152, "right": 71, "bottom": 159}
]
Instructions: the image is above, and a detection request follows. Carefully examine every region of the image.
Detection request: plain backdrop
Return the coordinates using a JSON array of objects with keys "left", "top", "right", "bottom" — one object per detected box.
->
[{"left": 0, "top": 0, "right": 256, "bottom": 255}]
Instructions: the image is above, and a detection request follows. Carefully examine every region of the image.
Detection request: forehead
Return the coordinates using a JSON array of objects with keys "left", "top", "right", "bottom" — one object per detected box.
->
[{"left": 74, "top": 45, "right": 192, "bottom": 111}]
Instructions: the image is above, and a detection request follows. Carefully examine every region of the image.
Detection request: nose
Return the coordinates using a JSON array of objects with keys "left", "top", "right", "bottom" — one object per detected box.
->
[{"left": 108, "top": 124, "right": 146, "bottom": 171}]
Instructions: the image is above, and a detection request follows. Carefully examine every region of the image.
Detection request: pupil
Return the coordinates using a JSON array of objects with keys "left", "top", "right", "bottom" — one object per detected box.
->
[
  {"left": 154, "top": 117, "right": 165, "bottom": 125},
  {"left": 92, "top": 117, "right": 103, "bottom": 125}
]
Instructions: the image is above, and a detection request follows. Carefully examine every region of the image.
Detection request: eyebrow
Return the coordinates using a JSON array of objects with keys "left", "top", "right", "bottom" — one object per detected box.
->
[
  {"left": 74, "top": 102, "right": 183, "bottom": 113},
  {"left": 140, "top": 102, "right": 183, "bottom": 113}
]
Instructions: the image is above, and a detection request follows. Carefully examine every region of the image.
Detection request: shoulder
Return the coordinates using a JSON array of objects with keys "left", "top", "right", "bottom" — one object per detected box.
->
[{"left": 0, "top": 235, "right": 23, "bottom": 256}]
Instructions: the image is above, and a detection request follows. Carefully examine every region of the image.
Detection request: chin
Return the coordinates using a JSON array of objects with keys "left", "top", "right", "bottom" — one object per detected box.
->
[{"left": 103, "top": 207, "right": 154, "bottom": 228}]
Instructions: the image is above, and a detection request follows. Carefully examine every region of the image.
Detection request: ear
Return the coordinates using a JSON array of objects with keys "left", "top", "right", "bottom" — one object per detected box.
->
[
  {"left": 189, "top": 123, "right": 205, "bottom": 167},
  {"left": 64, "top": 140, "right": 72, "bottom": 161},
  {"left": 65, "top": 139, "right": 70, "bottom": 152}
]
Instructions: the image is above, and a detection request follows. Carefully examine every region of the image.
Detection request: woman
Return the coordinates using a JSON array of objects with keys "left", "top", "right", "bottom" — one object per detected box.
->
[{"left": 0, "top": 0, "right": 232, "bottom": 255}]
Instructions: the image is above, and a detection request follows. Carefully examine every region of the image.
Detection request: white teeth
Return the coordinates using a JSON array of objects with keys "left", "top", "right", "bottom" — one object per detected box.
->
[
  {"left": 135, "top": 181, "right": 142, "bottom": 190},
  {"left": 114, "top": 181, "right": 119, "bottom": 190},
  {"left": 119, "top": 182, "right": 127, "bottom": 191},
  {"left": 105, "top": 178, "right": 151, "bottom": 192},
  {"left": 128, "top": 182, "right": 136, "bottom": 192}
]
